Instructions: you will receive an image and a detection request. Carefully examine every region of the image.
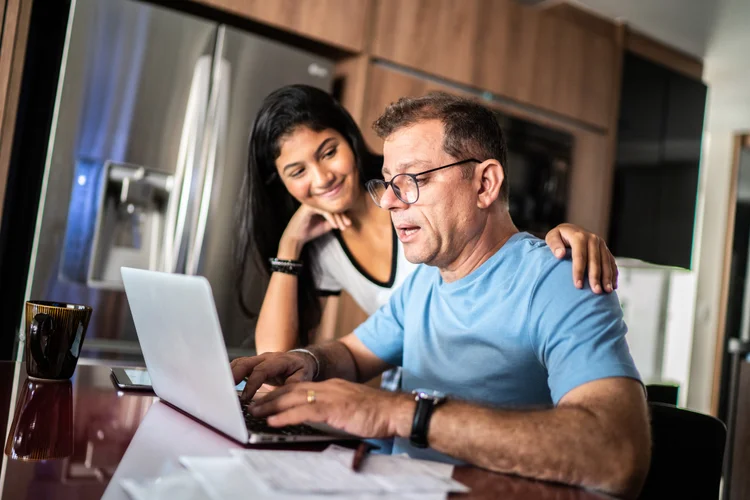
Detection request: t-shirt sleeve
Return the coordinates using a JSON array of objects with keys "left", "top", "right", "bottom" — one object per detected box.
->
[
  {"left": 314, "top": 267, "right": 341, "bottom": 296},
  {"left": 311, "top": 245, "right": 341, "bottom": 297},
  {"left": 528, "top": 258, "right": 641, "bottom": 405},
  {"left": 353, "top": 270, "right": 412, "bottom": 366}
]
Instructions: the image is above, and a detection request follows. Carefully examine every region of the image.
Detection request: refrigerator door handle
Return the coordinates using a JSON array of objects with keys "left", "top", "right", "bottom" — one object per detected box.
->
[
  {"left": 161, "top": 55, "right": 212, "bottom": 273},
  {"left": 185, "top": 32, "right": 230, "bottom": 276}
]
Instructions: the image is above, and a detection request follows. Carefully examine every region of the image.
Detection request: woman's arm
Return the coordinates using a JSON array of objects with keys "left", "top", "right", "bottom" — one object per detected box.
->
[
  {"left": 254, "top": 205, "right": 348, "bottom": 353},
  {"left": 315, "top": 295, "right": 340, "bottom": 344},
  {"left": 254, "top": 236, "right": 310, "bottom": 353},
  {"left": 256, "top": 276, "right": 339, "bottom": 353},
  {"left": 545, "top": 223, "right": 619, "bottom": 294},
  {"left": 254, "top": 275, "right": 303, "bottom": 354}
]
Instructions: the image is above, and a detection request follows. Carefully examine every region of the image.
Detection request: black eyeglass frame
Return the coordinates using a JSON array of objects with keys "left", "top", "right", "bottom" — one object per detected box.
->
[{"left": 366, "top": 158, "right": 481, "bottom": 206}]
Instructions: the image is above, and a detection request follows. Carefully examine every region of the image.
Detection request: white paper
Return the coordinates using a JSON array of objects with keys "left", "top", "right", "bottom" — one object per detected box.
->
[
  {"left": 121, "top": 469, "right": 210, "bottom": 500},
  {"left": 324, "top": 445, "right": 457, "bottom": 478},
  {"left": 180, "top": 455, "right": 288, "bottom": 500},
  {"left": 234, "top": 450, "right": 379, "bottom": 492},
  {"left": 230, "top": 448, "right": 469, "bottom": 494},
  {"left": 322, "top": 445, "right": 466, "bottom": 494},
  {"left": 182, "top": 453, "right": 448, "bottom": 500}
]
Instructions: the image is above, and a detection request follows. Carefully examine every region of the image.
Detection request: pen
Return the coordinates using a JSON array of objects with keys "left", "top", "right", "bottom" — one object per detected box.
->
[{"left": 351, "top": 441, "right": 373, "bottom": 472}]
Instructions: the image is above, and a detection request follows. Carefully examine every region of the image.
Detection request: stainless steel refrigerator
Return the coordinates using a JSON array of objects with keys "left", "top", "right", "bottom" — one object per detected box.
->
[{"left": 17, "top": 0, "right": 334, "bottom": 359}]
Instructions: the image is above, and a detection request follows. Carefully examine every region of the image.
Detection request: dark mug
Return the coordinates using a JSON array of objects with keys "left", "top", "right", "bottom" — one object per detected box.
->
[
  {"left": 4, "top": 378, "right": 73, "bottom": 461},
  {"left": 25, "top": 301, "right": 92, "bottom": 380}
]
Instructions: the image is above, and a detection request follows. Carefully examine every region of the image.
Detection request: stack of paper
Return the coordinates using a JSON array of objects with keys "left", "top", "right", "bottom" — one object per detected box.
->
[{"left": 121, "top": 445, "right": 469, "bottom": 500}]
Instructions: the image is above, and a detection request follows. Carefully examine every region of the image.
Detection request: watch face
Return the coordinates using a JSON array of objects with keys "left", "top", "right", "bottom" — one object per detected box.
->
[{"left": 412, "top": 388, "right": 446, "bottom": 401}]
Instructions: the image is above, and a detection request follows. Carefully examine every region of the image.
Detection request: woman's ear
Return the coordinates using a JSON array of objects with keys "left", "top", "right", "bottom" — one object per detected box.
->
[{"left": 476, "top": 159, "right": 505, "bottom": 209}]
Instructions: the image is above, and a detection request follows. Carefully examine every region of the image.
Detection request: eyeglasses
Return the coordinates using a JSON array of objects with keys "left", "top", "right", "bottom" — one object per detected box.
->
[{"left": 366, "top": 158, "right": 480, "bottom": 208}]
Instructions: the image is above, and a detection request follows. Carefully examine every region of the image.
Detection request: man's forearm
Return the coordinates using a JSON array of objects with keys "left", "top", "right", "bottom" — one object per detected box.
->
[
  {"left": 388, "top": 399, "right": 649, "bottom": 499},
  {"left": 305, "top": 341, "right": 360, "bottom": 382}
]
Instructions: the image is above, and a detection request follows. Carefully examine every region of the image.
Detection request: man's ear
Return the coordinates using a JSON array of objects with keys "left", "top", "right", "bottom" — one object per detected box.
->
[{"left": 476, "top": 159, "right": 504, "bottom": 209}]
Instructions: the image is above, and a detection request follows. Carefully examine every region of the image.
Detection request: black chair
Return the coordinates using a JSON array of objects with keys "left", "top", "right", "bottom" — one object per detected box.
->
[
  {"left": 645, "top": 382, "right": 680, "bottom": 406},
  {"left": 639, "top": 402, "right": 726, "bottom": 499}
]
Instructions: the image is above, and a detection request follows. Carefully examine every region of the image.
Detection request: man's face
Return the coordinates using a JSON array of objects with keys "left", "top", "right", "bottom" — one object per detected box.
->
[{"left": 381, "top": 120, "right": 482, "bottom": 267}]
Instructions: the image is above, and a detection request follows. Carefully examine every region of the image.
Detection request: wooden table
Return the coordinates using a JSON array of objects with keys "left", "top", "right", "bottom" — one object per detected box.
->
[{"left": 0, "top": 361, "right": 613, "bottom": 499}]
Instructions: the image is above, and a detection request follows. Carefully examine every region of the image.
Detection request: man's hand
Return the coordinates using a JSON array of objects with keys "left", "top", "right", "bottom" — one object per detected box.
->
[
  {"left": 249, "top": 379, "right": 415, "bottom": 438},
  {"left": 230, "top": 352, "right": 317, "bottom": 401}
]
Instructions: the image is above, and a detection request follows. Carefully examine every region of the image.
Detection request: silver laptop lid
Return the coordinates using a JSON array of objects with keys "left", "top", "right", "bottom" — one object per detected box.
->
[{"left": 121, "top": 267, "right": 249, "bottom": 443}]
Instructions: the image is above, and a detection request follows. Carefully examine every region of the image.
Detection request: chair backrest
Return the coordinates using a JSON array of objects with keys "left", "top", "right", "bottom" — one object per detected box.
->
[
  {"left": 639, "top": 402, "right": 726, "bottom": 499},
  {"left": 645, "top": 383, "right": 679, "bottom": 406}
]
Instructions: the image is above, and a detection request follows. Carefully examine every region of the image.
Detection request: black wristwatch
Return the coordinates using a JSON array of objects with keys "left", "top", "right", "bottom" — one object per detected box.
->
[{"left": 409, "top": 389, "right": 447, "bottom": 448}]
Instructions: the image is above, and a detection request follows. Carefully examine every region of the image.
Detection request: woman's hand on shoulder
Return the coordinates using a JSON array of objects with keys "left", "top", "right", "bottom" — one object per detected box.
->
[
  {"left": 545, "top": 223, "right": 618, "bottom": 295},
  {"left": 278, "top": 205, "right": 351, "bottom": 258}
]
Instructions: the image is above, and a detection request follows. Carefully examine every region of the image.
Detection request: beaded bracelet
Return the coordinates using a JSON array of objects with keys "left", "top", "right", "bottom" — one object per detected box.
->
[{"left": 269, "top": 257, "right": 303, "bottom": 276}]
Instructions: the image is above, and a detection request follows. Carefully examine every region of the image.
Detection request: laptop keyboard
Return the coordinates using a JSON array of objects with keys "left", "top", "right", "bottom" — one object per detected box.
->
[{"left": 241, "top": 401, "right": 326, "bottom": 436}]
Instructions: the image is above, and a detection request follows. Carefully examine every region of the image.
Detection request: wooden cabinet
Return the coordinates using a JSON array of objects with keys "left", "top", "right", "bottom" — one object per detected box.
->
[
  {"left": 194, "top": 0, "right": 372, "bottom": 52},
  {"left": 362, "top": 64, "right": 455, "bottom": 151},
  {"left": 191, "top": 0, "right": 620, "bottom": 129},
  {"left": 526, "top": 8, "right": 617, "bottom": 129},
  {"left": 0, "top": 0, "right": 31, "bottom": 224},
  {"left": 567, "top": 130, "right": 614, "bottom": 238},
  {"left": 371, "top": 0, "right": 481, "bottom": 88},
  {"left": 475, "top": 0, "right": 536, "bottom": 106},
  {"left": 371, "top": 0, "right": 618, "bottom": 129},
  {"left": 576, "top": 26, "right": 618, "bottom": 129}
]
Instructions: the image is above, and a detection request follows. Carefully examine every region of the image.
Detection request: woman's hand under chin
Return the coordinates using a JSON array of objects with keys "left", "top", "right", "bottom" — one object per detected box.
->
[
  {"left": 277, "top": 204, "right": 352, "bottom": 259},
  {"left": 544, "top": 223, "right": 618, "bottom": 294}
]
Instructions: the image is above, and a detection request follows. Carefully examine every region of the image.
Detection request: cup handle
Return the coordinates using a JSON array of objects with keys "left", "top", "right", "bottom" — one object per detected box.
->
[{"left": 29, "top": 313, "right": 53, "bottom": 372}]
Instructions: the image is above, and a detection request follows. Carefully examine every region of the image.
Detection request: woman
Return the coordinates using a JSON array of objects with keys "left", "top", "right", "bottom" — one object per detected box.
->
[{"left": 236, "top": 85, "right": 618, "bottom": 388}]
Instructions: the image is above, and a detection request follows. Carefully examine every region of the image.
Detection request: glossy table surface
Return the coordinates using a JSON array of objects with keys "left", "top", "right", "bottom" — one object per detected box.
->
[{"left": 0, "top": 361, "right": 614, "bottom": 499}]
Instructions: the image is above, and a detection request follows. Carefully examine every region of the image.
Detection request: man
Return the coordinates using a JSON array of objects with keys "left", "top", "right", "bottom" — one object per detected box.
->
[{"left": 232, "top": 93, "right": 650, "bottom": 498}]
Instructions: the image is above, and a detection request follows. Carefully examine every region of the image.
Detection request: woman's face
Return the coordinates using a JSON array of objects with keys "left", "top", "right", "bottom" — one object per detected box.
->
[{"left": 275, "top": 126, "right": 360, "bottom": 213}]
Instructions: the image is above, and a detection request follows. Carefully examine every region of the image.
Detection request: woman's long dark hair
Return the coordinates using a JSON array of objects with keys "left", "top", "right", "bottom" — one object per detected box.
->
[{"left": 236, "top": 85, "right": 382, "bottom": 346}]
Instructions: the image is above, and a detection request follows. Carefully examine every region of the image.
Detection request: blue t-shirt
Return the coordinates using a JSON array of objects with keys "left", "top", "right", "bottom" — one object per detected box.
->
[{"left": 355, "top": 232, "right": 640, "bottom": 460}]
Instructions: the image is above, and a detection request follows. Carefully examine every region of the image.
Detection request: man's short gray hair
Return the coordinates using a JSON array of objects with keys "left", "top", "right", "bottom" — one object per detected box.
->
[{"left": 373, "top": 92, "right": 509, "bottom": 202}]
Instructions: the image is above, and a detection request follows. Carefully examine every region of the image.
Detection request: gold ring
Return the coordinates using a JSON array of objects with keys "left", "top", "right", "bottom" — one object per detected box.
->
[{"left": 307, "top": 389, "right": 316, "bottom": 404}]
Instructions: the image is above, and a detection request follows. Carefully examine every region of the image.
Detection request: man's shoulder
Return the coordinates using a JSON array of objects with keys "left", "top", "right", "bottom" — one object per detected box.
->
[
  {"left": 512, "top": 234, "right": 623, "bottom": 318},
  {"left": 498, "top": 232, "right": 568, "bottom": 282},
  {"left": 502, "top": 233, "right": 611, "bottom": 304},
  {"left": 507, "top": 232, "right": 554, "bottom": 259}
]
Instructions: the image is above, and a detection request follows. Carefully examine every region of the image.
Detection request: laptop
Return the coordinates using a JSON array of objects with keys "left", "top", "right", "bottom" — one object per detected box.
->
[{"left": 120, "top": 267, "right": 347, "bottom": 444}]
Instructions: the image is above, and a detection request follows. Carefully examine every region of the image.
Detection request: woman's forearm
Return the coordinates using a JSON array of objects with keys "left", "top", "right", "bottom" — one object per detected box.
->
[
  {"left": 255, "top": 238, "right": 304, "bottom": 353},
  {"left": 254, "top": 272, "right": 301, "bottom": 353}
]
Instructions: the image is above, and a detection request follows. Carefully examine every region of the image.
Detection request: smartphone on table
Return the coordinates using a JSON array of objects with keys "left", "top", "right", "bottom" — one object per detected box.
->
[
  {"left": 111, "top": 367, "right": 153, "bottom": 391},
  {"left": 110, "top": 367, "right": 247, "bottom": 392}
]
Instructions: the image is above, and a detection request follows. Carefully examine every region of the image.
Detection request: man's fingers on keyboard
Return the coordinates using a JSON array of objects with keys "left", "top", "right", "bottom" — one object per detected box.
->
[
  {"left": 267, "top": 405, "right": 323, "bottom": 428},
  {"left": 252, "top": 383, "right": 297, "bottom": 406},
  {"left": 231, "top": 355, "right": 268, "bottom": 384},
  {"left": 241, "top": 370, "right": 269, "bottom": 401}
]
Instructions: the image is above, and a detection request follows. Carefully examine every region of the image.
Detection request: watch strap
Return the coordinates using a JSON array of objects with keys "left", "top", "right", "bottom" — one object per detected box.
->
[{"left": 410, "top": 395, "right": 443, "bottom": 448}]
